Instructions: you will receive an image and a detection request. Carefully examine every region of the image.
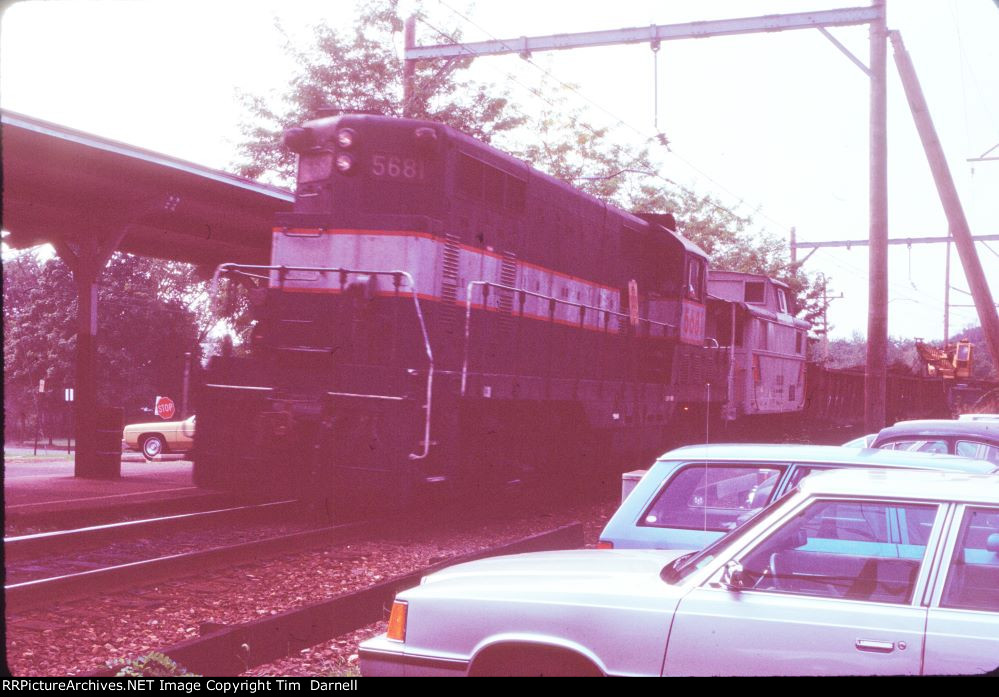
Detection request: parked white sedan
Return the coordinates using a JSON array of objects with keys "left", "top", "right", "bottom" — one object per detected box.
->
[
  {"left": 360, "top": 469, "right": 999, "bottom": 676},
  {"left": 122, "top": 415, "right": 195, "bottom": 461}
]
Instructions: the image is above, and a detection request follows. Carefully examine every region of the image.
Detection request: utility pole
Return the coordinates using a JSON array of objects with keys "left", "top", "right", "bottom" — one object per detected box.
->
[
  {"left": 790, "top": 232, "right": 999, "bottom": 345},
  {"left": 944, "top": 239, "right": 951, "bottom": 344},
  {"left": 819, "top": 274, "right": 844, "bottom": 361},
  {"left": 866, "top": 0, "right": 888, "bottom": 432},
  {"left": 890, "top": 29, "right": 999, "bottom": 379},
  {"left": 181, "top": 351, "right": 192, "bottom": 419},
  {"left": 403, "top": 16, "right": 417, "bottom": 118}
]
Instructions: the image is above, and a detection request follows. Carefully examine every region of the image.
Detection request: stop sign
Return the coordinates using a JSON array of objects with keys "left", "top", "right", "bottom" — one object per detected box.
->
[{"left": 155, "top": 396, "right": 176, "bottom": 420}]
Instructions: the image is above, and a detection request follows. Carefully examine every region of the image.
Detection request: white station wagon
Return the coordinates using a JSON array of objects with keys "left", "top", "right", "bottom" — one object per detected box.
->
[{"left": 360, "top": 469, "right": 999, "bottom": 676}]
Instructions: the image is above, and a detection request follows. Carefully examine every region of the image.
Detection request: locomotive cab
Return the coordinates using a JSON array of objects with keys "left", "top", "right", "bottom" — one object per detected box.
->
[{"left": 707, "top": 271, "right": 809, "bottom": 418}]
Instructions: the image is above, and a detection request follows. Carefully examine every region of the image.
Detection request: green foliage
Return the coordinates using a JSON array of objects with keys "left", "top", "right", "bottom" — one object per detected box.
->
[
  {"left": 820, "top": 332, "right": 926, "bottom": 374},
  {"left": 3, "top": 250, "right": 204, "bottom": 439},
  {"left": 504, "top": 89, "right": 646, "bottom": 203},
  {"left": 107, "top": 652, "right": 200, "bottom": 678},
  {"left": 625, "top": 172, "right": 823, "bottom": 329},
  {"left": 234, "top": 1, "right": 823, "bottom": 328},
  {"left": 819, "top": 327, "right": 997, "bottom": 381},
  {"left": 234, "top": 0, "right": 525, "bottom": 185}
]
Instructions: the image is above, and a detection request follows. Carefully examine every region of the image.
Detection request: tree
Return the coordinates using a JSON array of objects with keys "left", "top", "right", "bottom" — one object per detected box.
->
[
  {"left": 3, "top": 251, "right": 204, "bottom": 441},
  {"left": 234, "top": 0, "right": 525, "bottom": 185},
  {"left": 234, "top": 2, "right": 825, "bottom": 328}
]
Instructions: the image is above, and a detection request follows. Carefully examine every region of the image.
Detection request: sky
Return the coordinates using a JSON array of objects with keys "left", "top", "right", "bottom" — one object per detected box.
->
[{"left": 2, "top": 0, "right": 997, "bottom": 342}]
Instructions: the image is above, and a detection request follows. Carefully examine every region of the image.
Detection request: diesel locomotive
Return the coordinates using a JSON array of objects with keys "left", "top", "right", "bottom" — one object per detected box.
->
[{"left": 194, "top": 114, "right": 808, "bottom": 506}]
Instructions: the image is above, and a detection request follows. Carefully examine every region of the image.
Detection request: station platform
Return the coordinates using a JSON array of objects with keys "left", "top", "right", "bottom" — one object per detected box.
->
[{"left": 3, "top": 445, "right": 214, "bottom": 529}]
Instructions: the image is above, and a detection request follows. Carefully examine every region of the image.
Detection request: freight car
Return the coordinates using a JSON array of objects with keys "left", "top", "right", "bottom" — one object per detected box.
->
[{"left": 194, "top": 114, "right": 806, "bottom": 507}]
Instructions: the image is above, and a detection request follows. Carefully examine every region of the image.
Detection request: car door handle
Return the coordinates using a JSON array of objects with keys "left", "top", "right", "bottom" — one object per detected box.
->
[{"left": 855, "top": 639, "right": 895, "bottom": 653}]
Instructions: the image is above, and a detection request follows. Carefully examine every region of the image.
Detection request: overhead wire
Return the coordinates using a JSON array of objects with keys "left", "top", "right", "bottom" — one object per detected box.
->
[
  {"left": 810, "top": 247, "right": 953, "bottom": 314},
  {"left": 431, "top": 0, "right": 795, "bottom": 230},
  {"left": 424, "top": 0, "right": 792, "bottom": 229},
  {"left": 947, "top": 0, "right": 997, "bottom": 129},
  {"left": 981, "top": 241, "right": 999, "bottom": 260},
  {"left": 421, "top": 2, "right": 990, "bottom": 335}
]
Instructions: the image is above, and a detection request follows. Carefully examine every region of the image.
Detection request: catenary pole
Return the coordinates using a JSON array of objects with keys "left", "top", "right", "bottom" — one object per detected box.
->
[
  {"left": 865, "top": 0, "right": 888, "bottom": 432},
  {"left": 890, "top": 29, "right": 999, "bottom": 375}
]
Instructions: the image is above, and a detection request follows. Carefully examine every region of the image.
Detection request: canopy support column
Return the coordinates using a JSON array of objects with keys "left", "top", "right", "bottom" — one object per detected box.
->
[{"left": 53, "top": 228, "right": 126, "bottom": 478}]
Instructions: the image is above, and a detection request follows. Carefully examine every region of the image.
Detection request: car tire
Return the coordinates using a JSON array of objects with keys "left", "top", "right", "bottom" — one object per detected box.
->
[{"left": 141, "top": 435, "right": 166, "bottom": 461}]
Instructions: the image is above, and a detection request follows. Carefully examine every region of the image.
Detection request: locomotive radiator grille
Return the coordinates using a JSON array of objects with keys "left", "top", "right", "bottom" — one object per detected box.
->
[
  {"left": 440, "top": 233, "right": 462, "bottom": 331},
  {"left": 497, "top": 251, "right": 519, "bottom": 335}
]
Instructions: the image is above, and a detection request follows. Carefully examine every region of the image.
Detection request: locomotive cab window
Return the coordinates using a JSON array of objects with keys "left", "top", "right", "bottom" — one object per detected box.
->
[
  {"left": 777, "top": 288, "right": 789, "bottom": 314},
  {"left": 686, "top": 257, "right": 704, "bottom": 301},
  {"left": 298, "top": 151, "right": 334, "bottom": 184}
]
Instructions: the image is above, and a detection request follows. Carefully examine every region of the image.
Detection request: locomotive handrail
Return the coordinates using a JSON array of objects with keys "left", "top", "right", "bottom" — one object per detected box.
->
[
  {"left": 460, "top": 280, "right": 678, "bottom": 397},
  {"left": 211, "top": 263, "right": 435, "bottom": 461}
]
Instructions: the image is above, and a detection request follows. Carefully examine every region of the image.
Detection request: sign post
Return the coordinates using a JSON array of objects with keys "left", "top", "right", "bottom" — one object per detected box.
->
[{"left": 65, "top": 387, "right": 74, "bottom": 453}]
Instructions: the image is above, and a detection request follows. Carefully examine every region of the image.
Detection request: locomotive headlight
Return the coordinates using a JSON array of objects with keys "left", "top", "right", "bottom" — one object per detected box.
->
[
  {"left": 335, "top": 128, "right": 356, "bottom": 148},
  {"left": 335, "top": 154, "right": 355, "bottom": 174}
]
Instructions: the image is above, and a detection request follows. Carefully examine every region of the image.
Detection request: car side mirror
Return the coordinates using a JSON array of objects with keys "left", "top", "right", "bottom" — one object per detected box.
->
[{"left": 720, "top": 560, "right": 746, "bottom": 591}]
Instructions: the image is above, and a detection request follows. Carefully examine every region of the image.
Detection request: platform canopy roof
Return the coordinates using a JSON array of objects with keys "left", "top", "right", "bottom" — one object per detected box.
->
[{"left": 2, "top": 109, "right": 294, "bottom": 268}]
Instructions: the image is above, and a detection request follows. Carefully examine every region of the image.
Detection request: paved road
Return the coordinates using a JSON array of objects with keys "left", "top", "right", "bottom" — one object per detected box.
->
[
  {"left": 4, "top": 447, "right": 196, "bottom": 512},
  {"left": 4, "top": 451, "right": 191, "bottom": 479}
]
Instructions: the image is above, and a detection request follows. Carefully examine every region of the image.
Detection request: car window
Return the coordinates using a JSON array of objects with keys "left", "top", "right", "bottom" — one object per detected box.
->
[
  {"left": 956, "top": 440, "right": 999, "bottom": 463},
  {"left": 785, "top": 465, "right": 831, "bottom": 490},
  {"left": 641, "top": 464, "right": 783, "bottom": 532},
  {"left": 882, "top": 439, "right": 949, "bottom": 454},
  {"left": 664, "top": 488, "right": 798, "bottom": 584},
  {"left": 940, "top": 507, "right": 999, "bottom": 612},
  {"left": 738, "top": 499, "right": 939, "bottom": 604}
]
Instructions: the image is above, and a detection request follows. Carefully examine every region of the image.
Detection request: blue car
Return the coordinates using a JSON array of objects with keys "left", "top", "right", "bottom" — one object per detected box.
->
[{"left": 598, "top": 443, "right": 998, "bottom": 550}]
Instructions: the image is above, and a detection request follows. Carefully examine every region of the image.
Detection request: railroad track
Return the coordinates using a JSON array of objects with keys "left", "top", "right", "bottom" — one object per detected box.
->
[
  {"left": 4, "top": 500, "right": 369, "bottom": 612},
  {"left": 86, "top": 523, "right": 585, "bottom": 677},
  {"left": 5, "top": 499, "right": 300, "bottom": 560},
  {"left": 4, "top": 489, "right": 265, "bottom": 536}
]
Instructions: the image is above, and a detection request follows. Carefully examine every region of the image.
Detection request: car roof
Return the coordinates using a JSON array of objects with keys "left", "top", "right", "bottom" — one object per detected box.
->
[
  {"left": 797, "top": 468, "right": 999, "bottom": 505},
  {"left": 958, "top": 414, "right": 999, "bottom": 421},
  {"left": 656, "top": 443, "right": 997, "bottom": 473},
  {"left": 875, "top": 419, "right": 999, "bottom": 442}
]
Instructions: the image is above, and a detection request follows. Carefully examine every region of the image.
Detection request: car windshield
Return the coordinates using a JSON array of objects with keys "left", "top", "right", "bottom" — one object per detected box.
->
[{"left": 662, "top": 487, "right": 797, "bottom": 584}]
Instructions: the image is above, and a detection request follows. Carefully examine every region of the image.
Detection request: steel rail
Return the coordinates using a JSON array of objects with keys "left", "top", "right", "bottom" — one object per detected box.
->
[
  {"left": 5, "top": 499, "right": 298, "bottom": 561},
  {"left": 4, "top": 490, "right": 245, "bottom": 536},
  {"left": 5, "top": 521, "right": 369, "bottom": 613}
]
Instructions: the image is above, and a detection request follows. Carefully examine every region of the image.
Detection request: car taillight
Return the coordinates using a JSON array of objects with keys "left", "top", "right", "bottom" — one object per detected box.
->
[
  {"left": 596, "top": 540, "right": 614, "bottom": 550},
  {"left": 386, "top": 600, "right": 408, "bottom": 642}
]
